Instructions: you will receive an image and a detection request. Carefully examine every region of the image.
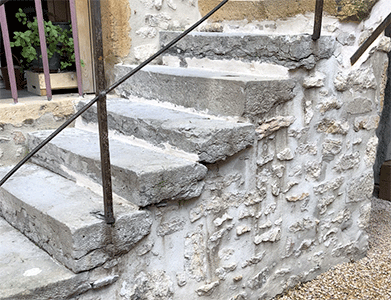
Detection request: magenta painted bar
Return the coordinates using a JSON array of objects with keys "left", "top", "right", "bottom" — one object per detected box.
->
[
  {"left": 69, "top": 0, "right": 83, "bottom": 96},
  {"left": 0, "top": 5, "right": 18, "bottom": 103},
  {"left": 34, "top": 0, "right": 52, "bottom": 100}
]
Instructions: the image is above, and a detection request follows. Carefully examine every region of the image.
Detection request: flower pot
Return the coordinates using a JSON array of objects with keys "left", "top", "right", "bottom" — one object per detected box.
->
[{"left": 1, "top": 66, "right": 25, "bottom": 90}]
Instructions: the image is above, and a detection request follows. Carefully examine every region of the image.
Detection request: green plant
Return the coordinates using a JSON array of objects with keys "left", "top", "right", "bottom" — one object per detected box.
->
[{"left": 10, "top": 8, "right": 84, "bottom": 71}]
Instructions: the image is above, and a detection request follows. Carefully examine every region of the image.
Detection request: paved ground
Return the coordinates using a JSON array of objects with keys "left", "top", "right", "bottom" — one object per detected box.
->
[{"left": 275, "top": 197, "right": 391, "bottom": 299}]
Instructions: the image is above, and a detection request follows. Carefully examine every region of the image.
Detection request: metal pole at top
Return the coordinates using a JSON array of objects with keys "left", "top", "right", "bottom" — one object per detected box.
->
[
  {"left": 312, "top": 0, "right": 324, "bottom": 40},
  {"left": 0, "top": 5, "right": 18, "bottom": 103},
  {"left": 89, "top": 0, "right": 115, "bottom": 224},
  {"left": 34, "top": 0, "right": 52, "bottom": 100},
  {"left": 69, "top": 0, "right": 83, "bottom": 96}
]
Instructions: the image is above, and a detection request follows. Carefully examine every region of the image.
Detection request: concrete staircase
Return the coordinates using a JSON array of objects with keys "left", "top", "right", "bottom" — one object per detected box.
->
[{"left": 0, "top": 31, "right": 335, "bottom": 299}]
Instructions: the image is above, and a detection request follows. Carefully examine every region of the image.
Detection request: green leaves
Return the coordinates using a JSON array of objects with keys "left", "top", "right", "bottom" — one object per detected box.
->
[{"left": 11, "top": 9, "right": 79, "bottom": 70}]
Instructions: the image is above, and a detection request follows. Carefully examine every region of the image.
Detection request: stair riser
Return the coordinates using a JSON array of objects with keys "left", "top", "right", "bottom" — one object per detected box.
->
[
  {"left": 160, "top": 32, "right": 336, "bottom": 70},
  {"left": 114, "top": 65, "right": 295, "bottom": 119}
]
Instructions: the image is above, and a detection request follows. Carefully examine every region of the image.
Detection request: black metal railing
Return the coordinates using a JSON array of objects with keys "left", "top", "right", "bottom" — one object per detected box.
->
[
  {"left": 351, "top": 11, "right": 391, "bottom": 65},
  {"left": 0, "top": 0, "right": 327, "bottom": 224}
]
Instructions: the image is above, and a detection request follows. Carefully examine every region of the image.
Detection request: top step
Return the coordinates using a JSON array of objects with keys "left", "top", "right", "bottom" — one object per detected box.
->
[
  {"left": 114, "top": 65, "right": 295, "bottom": 119},
  {"left": 159, "top": 32, "right": 336, "bottom": 70}
]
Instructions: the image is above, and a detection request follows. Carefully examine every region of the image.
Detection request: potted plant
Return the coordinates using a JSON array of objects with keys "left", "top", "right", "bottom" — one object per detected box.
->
[{"left": 10, "top": 8, "right": 83, "bottom": 95}]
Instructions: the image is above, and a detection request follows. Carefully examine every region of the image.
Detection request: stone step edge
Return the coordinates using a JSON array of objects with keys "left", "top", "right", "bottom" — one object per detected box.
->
[{"left": 0, "top": 164, "right": 152, "bottom": 273}]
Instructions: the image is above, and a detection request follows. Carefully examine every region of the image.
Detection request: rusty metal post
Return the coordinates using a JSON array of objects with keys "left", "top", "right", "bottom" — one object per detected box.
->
[
  {"left": 312, "top": 0, "right": 324, "bottom": 40},
  {"left": 89, "top": 0, "right": 115, "bottom": 224}
]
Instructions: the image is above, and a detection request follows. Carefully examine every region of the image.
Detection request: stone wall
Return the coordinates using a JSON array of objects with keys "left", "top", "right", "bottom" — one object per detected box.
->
[{"left": 76, "top": 1, "right": 391, "bottom": 299}]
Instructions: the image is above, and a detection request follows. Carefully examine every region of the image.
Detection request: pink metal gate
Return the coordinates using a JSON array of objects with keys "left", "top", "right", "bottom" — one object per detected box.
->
[{"left": 0, "top": 0, "right": 83, "bottom": 103}]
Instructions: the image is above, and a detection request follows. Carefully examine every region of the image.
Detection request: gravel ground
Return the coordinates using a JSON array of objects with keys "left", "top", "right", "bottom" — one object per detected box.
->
[{"left": 274, "top": 197, "right": 391, "bottom": 300}]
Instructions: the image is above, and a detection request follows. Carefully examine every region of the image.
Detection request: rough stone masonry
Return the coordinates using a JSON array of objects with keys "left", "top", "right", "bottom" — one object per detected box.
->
[{"left": 73, "top": 0, "right": 391, "bottom": 299}]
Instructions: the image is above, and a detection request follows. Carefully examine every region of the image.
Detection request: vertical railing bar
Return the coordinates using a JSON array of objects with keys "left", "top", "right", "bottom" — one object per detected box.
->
[
  {"left": 312, "top": 0, "right": 324, "bottom": 40},
  {"left": 69, "top": 0, "right": 83, "bottom": 97},
  {"left": 89, "top": 0, "right": 115, "bottom": 224},
  {"left": 0, "top": 5, "right": 18, "bottom": 103},
  {"left": 0, "top": 0, "right": 10, "bottom": 7},
  {"left": 34, "top": 0, "right": 52, "bottom": 100}
]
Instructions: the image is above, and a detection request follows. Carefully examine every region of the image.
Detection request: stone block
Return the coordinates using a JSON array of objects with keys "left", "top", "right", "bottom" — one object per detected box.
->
[
  {"left": 114, "top": 65, "right": 295, "bottom": 119},
  {"left": 0, "top": 164, "right": 152, "bottom": 273},
  {"left": 80, "top": 98, "right": 255, "bottom": 163},
  {"left": 28, "top": 128, "right": 207, "bottom": 207},
  {"left": 160, "top": 32, "right": 336, "bottom": 70}
]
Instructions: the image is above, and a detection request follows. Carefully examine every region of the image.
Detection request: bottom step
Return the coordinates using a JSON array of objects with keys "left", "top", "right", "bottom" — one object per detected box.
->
[
  {"left": 0, "top": 217, "right": 89, "bottom": 300},
  {"left": 0, "top": 164, "right": 152, "bottom": 273}
]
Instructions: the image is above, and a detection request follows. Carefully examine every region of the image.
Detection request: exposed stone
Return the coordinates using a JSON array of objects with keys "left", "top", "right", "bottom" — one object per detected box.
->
[
  {"left": 322, "top": 139, "right": 343, "bottom": 161},
  {"left": 128, "top": 271, "right": 174, "bottom": 300},
  {"left": 257, "top": 153, "right": 274, "bottom": 167},
  {"left": 290, "top": 218, "right": 319, "bottom": 234},
  {"left": 208, "top": 225, "right": 234, "bottom": 252},
  {"left": 314, "top": 177, "right": 344, "bottom": 195},
  {"left": 296, "top": 143, "right": 318, "bottom": 156},
  {"left": 317, "top": 119, "right": 349, "bottom": 135},
  {"left": 145, "top": 13, "right": 171, "bottom": 29},
  {"left": 12, "top": 131, "right": 26, "bottom": 145},
  {"left": 215, "top": 263, "right": 237, "bottom": 280},
  {"left": 136, "top": 27, "right": 158, "bottom": 39},
  {"left": 271, "top": 183, "right": 280, "bottom": 196},
  {"left": 190, "top": 205, "right": 204, "bottom": 223},
  {"left": 353, "top": 115, "right": 379, "bottom": 131},
  {"left": 195, "top": 281, "right": 219, "bottom": 296},
  {"left": 332, "top": 208, "right": 352, "bottom": 230},
  {"left": 247, "top": 267, "right": 269, "bottom": 290},
  {"left": 256, "top": 116, "right": 296, "bottom": 140},
  {"left": 154, "top": 0, "right": 162, "bottom": 10},
  {"left": 91, "top": 275, "right": 119, "bottom": 289},
  {"left": 304, "top": 100, "right": 314, "bottom": 125},
  {"left": 333, "top": 152, "right": 360, "bottom": 172},
  {"left": 305, "top": 161, "right": 322, "bottom": 181},
  {"left": 259, "top": 220, "right": 273, "bottom": 229},
  {"left": 283, "top": 182, "right": 299, "bottom": 193},
  {"left": 167, "top": 0, "right": 177, "bottom": 10},
  {"left": 365, "top": 136, "right": 378, "bottom": 167},
  {"left": 378, "top": 36, "right": 391, "bottom": 52},
  {"left": 213, "top": 213, "right": 233, "bottom": 227},
  {"left": 272, "top": 165, "right": 285, "bottom": 178},
  {"left": 176, "top": 272, "right": 187, "bottom": 287},
  {"left": 318, "top": 196, "right": 336, "bottom": 215},
  {"left": 347, "top": 172, "right": 373, "bottom": 203},
  {"left": 359, "top": 203, "right": 372, "bottom": 229},
  {"left": 185, "top": 230, "right": 206, "bottom": 281},
  {"left": 242, "top": 252, "right": 266, "bottom": 268},
  {"left": 233, "top": 276, "right": 243, "bottom": 283},
  {"left": 236, "top": 225, "right": 251, "bottom": 236},
  {"left": 286, "top": 193, "right": 310, "bottom": 202},
  {"left": 302, "top": 72, "right": 326, "bottom": 88},
  {"left": 346, "top": 98, "right": 373, "bottom": 115},
  {"left": 134, "top": 44, "right": 159, "bottom": 61},
  {"left": 218, "top": 248, "right": 235, "bottom": 261},
  {"left": 137, "top": 241, "right": 154, "bottom": 256},
  {"left": 254, "top": 227, "right": 281, "bottom": 244},
  {"left": 157, "top": 217, "right": 185, "bottom": 236},
  {"left": 334, "top": 68, "right": 377, "bottom": 92},
  {"left": 336, "top": 32, "right": 356, "bottom": 46},
  {"left": 277, "top": 148, "right": 294, "bottom": 161},
  {"left": 318, "top": 98, "right": 343, "bottom": 114}
]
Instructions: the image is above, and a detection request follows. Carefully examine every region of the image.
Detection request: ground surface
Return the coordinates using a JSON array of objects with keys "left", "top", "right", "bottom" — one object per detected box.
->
[{"left": 275, "top": 197, "right": 391, "bottom": 300}]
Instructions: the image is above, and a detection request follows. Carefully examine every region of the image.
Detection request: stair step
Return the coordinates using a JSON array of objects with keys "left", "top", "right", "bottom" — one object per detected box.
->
[
  {"left": 0, "top": 164, "right": 152, "bottom": 273},
  {"left": 79, "top": 98, "right": 255, "bottom": 163},
  {"left": 114, "top": 65, "right": 295, "bottom": 120},
  {"left": 159, "top": 31, "right": 336, "bottom": 70},
  {"left": 0, "top": 216, "right": 89, "bottom": 299},
  {"left": 28, "top": 128, "right": 207, "bottom": 207}
]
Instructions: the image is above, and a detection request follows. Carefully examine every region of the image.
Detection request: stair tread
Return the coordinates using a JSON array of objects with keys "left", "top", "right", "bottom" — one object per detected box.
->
[
  {"left": 0, "top": 216, "right": 86, "bottom": 299},
  {"left": 28, "top": 128, "right": 207, "bottom": 207},
  {"left": 0, "top": 164, "right": 152, "bottom": 273},
  {"left": 80, "top": 98, "right": 255, "bottom": 163},
  {"left": 114, "top": 64, "right": 296, "bottom": 119}
]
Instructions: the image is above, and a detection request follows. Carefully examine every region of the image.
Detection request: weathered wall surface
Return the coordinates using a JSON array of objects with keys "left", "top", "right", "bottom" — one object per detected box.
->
[
  {"left": 76, "top": 1, "right": 391, "bottom": 299},
  {"left": 0, "top": 98, "right": 77, "bottom": 167}
]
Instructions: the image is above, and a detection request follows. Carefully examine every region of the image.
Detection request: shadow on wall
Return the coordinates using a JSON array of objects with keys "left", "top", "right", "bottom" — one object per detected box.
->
[{"left": 374, "top": 24, "right": 391, "bottom": 191}]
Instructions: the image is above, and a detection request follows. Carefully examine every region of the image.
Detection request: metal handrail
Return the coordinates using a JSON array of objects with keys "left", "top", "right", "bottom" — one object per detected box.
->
[
  {"left": 0, "top": 0, "right": 229, "bottom": 224},
  {"left": 312, "top": 0, "right": 324, "bottom": 40},
  {"left": 351, "top": 11, "right": 391, "bottom": 65}
]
